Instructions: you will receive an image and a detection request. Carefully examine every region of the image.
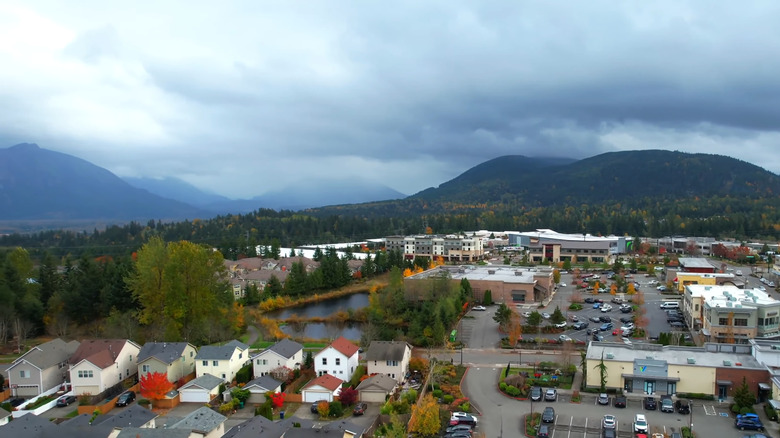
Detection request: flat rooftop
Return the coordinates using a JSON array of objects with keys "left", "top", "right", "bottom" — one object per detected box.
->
[
  {"left": 516, "top": 229, "right": 625, "bottom": 242},
  {"left": 406, "top": 265, "right": 551, "bottom": 284},
  {"left": 687, "top": 285, "right": 778, "bottom": 307},
  {"left": 587, "top": 342, "right": 763, "bottom": 369},
  {"left": 678, "top": 258, "right": 715, "bottom": 269}
]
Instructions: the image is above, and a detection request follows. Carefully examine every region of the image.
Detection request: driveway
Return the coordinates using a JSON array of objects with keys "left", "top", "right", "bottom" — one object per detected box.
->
[{"left": 458, "top": 305, "right": 503, "bottom": 349}]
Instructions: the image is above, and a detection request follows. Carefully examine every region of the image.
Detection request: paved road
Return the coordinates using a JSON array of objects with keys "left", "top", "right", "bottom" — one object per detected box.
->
[{"left": 459, "top": 306, "right": 504, "bottom": 349}]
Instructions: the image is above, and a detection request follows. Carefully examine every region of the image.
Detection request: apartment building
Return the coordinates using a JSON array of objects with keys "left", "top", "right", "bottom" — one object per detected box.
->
[
  {"left": 508, "top": 229, "right": 631, "bottom": 264},
  {"left": 384, "top": 235, "right": 485, "bottom": 262},
  {"left": 685, "top": 285, "right": 780, "bottom": 343}
]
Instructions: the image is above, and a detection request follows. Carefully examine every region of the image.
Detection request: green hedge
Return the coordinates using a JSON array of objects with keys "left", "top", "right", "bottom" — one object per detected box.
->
[
  {"left": 677, "top": 392, "right": 715, "bottom": 400},
  {"left": 765, "top": 403, "right": 778, "bottom": 421}
]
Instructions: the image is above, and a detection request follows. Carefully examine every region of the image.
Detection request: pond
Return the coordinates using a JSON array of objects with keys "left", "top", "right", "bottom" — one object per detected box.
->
[
  {"left": 264, "top": 292, "right": 369, "bottom": 319},
  {"left": 280, "top": 322, "right": 364, "bottom": 341}
]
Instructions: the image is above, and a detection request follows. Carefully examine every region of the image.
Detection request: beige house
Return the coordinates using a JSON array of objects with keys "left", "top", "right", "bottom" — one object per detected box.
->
[
  {"left": 137, "top": 342, "right": 198, "bottom": 383},
  {"left": 6, "top": 338, "right": 79, "bottom": 397},
  {"left": 356, "top": 373, "right": 398, "bottom": 403},
  {"left": 365, "top": 341, "right": 412, "bottom": 383},
  {"left": 195, "top": 340, "right": 249, "bottom": 382},
  {"left": 252, "top": 338, "right": 303, "bottom": 377},
  {"left": 69, "top": 339, "right": 141, "bottom": 396}
]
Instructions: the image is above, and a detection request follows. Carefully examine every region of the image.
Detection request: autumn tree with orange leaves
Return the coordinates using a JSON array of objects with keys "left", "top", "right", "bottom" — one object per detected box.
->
[{"left": 140, "top": 372, "right": 174, "bottom": 405}]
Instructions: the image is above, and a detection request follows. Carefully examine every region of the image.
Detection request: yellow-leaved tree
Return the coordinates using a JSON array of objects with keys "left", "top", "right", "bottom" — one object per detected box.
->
[{"left": 408, "top": 394, "right": 440, "bottom": 437}]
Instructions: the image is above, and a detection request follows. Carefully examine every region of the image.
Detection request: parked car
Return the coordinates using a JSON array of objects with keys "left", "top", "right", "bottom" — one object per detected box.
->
[
  {"left": 584, "top": 297, "right": 595, "bottom": 304},
  {"left": 593, "top": 303, "right": 601, "bottom": 309},
  {"left": 559, "top": 283, "right": 567, "bottom": 287},
  {"left": 473, "top": 305, "right": 486, "bottom": 311},
  {"left": 660, "top": 395, "right": 674, "bottom": 413},
  {"left": 602, "top": 429, "right": 616, "bottom": 438},
  {"left": 620, "top": 306, "right": 632, "bottom": 314},
  {"left": 591, "top": 316, "right": 602, "bottom": 323},
  {"left": 619, "top": 317, "right": 633, "bottom": 325},
  {"left": 56, "top": 395, "right": 77, "bottom": 407},
  {"left": 735, "top": 415, "right": 764, "bottom": 431},
  {"left": 544, "top": 388, "right": 557, "bottom": 402},
  {"left": 116, "top": 391, "right": 136, "bottom": 407},
  {"left": 558, "top": 334, "right": 572, "bottom": 342},
  {"left": 445, "top": 425, "right": 473, "bottom": 435},
  {"left": 614, "top": 396, "right": 626, "bottom": 408},
  {"left": 531, "top": 386, "right": 543, "bottom": 401},
  {"left": 523, "top": 312, "right": 532, "bottom": 318},
  {"left": 599, "top": 322, "right": 613, "bottom": 331},
  {"left": 542, "top": 312, "right": 551, "bottom": 319},
  {"left": 657, "top": 286, "right": 667, "bottom": 291},
  {"left": 450, "top": 412, "right": 478, "bottom": 427},
  {"left": 669, "top": 321, "right": 686, "bottom": 328},
  {"left": 536, "top": 424, "right": 550, "bottom": 438},
  {"left": 353, "top": 402, "right": 368, "bottom": 416},
  {"left": 592, "top": 334, "right": 605, "bottom": 341},
  {"left": 675, "top": 400, "right": 690, "bottom": 414},
  {"left": 633, "top": 414, "right": 648, "bottom": 434},
  {"left": 602, "top": 414, "right": 616, "bottom": 429},
  {"left": 8, "top": 398, "right": 25, "bottom": 408},
  {"left": 600, "top": 304, "right": 613, "bottom": 313},
  {"left": 643, "top": 396, "right": 656, "bottom": 410},
  {"left": 542, "top": 406, "right": 555, "bottom": 423},
  {"left": 597, "top": 393, "right": 609, "bottom": 405},
  {"left": 445, "top": 433, "right": 471, "bottom": 438},
  {"left": 573, "top": 322, "right": 588, "bottom": 330},
  {"left": 555, "top": 321, "right": 567, "bottom": 329}
]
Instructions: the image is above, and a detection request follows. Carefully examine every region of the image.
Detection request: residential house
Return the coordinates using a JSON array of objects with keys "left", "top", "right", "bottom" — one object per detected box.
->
[
  {"left": 356, "top": 373, "right": 398, "bottom": 403},
  {"left": 222, "top": 417, "right": 314, "bottom": 438},
  {"left": 0, "top": 412, "right": 55, "bottom": 435},
  {"left": 243, "top": 375, "right": 282, "bottom": 404},
  {"left": 179, "top": 373, "right": 224, "bottom": 403},
  {"left": 195, "top": 340, "right": 249, "bottom": 382},
  {"left": 285, "top": 420, "right": 365, "bottom": 438},
  {"left": 314, "top": 336, "right": 359, "bottom": 381},
  {"left": 365, "top": 341, "right": 412, "bottom": 383},
  {"left": 252, "top": 338, "right": 303, "bottom": 377},
  {"left": 301, "top": 373, "right": 343, "bottom": 403},
  {"left": 6, "top": 338, "right": 79, "bottom": 397},
  {"left": 169, "top": 406, "right": 226, "bottom": 438},
  {"left": 274, "top": 256, "right": 319, "bottom": 273},
  {"left": 69, "top": 339, "right": 141, "bottom": 396},
  {"left": 116, "top": 428, "right": 192, "bottom": 438},
  {"left": 137, "top": 342, "right": 198, "bottom": 384},
  {"left": 0, "top": 407, "right": 10, "bottom": 427}
]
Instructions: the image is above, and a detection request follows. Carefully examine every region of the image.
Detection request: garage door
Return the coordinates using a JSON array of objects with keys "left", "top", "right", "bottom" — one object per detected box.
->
[
  {"left": 247, "top": 393, "right": 266, "bottom": 404},
  {"left": 359, "top": 390, "right": 386, "bottom": 403},
  {"left": 180, "top": 389, "right": 210, "bottom": 403},
  {"left": 75, "top": 385, "right": 100, "bottom": 396},
  {"left": 14, "top": 385, "right": 40, "bottom": 397},
  {"left": 303, "top": 390, "right": 332, "bottom": 403}
]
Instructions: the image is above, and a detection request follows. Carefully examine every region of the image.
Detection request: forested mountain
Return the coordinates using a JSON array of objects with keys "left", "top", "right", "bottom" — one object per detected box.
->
[
  {"left": 1, "top": 149, "right": 779, "bottom": 259},
  {"left": 0, "top": 143, "right": 206, "bottom": 220}
]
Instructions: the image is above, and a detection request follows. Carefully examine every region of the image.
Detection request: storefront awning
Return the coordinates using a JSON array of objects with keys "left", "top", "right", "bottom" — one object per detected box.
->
[
  {"left": 621, "top": 374, "right": 680, "bottom": 382},
  {"left": 759, "top": 383, "right": 771, "bottom": 390},
  {"left": 716, "top": 380, "right": 732, "bottom": 386}
]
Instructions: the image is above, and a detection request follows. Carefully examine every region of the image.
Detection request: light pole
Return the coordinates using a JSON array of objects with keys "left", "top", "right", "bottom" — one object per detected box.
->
[{"left": 689, "top": 401, "right": 693, "bottom": 435}]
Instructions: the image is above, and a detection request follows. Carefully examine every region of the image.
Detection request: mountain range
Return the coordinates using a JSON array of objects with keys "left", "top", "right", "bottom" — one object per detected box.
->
[{"left": 1, "top": 143, "right": 779, "bottom": 225}]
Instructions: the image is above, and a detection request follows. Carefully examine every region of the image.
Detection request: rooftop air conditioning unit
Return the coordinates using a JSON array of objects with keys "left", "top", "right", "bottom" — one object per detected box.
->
[
  {"left": 606, "top": 353, "right": 615, "bottom": 359},
  {"left": 687, "top": 358, "right": 696, "bottom": 364},
  {"left": 723, "top": 360, "right": 732, "bottom": 366}
]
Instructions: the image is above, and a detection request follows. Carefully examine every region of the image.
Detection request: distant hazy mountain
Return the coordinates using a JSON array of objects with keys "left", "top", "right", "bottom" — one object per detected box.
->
[
  {"left": 0, "top": 143, "right": 207, "bottom": 221},
  {"left": 123, "top": 176, "right": 232, "bottom": 207}
]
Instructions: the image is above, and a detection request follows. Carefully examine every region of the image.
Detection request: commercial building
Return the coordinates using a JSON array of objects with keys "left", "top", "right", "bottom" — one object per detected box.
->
[
  {"left": 403, "top": 265, "right": 554, "bottom": 304},
  {"left": 507, "top": 229, "right": 631, "bottom": 264},
  {"left": 683, "top": 285, "right": 780, "bottom": 342},
  {"left": 384, "top": 235, "right": 485, "bottom": 262},
  {"left": 585, "top": 341, "right": 769, "bottom": 401},
  {"left": 674, "top": 272, "right": 740, "bottom": 293},
  {"left": 677, "top": 257, "right": 716, "bottom": 273}
]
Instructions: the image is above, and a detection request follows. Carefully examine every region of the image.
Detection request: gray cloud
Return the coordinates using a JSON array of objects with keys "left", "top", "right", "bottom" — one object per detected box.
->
[{"left": 0, "top": 0, "right": 779, "bottom": 198}]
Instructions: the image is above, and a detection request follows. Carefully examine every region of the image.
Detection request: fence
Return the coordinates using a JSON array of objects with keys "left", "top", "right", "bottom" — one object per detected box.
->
[
  {"left": 77, "top": 382, "right": 140, "bottom": 416},
  {"left": 12, "top": 384, "right": 63, "bottom": 418},
  {"left": 0, "top": 388, "right": 10, "bottom": 402}
]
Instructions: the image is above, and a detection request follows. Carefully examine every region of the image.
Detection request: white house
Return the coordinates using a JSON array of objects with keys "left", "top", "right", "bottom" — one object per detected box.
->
[
  {"left": 195, "top": 340, "right": 249, "bottom": 382},
  {"left": 314, "top": 336, "right": 359, "bottom": 381},
  {"left": 365, "top": 341, "right": 412, "bottom": 383},
  {"left": 68, "top": 339, "right": 141, "bottom": 396},
  {"left": 179, "top": 373, "right": 224, "bottom": 403},
  {"left": 301, "top": 373, "right": 343, "bottom": 403},
  {"left": 252, "top": 339, "right": 303, "bottom": 377},
  {"left": 169, "top": 406, "right": 226, "bottom": 438},
  {"left": 137, "top": 342, "right": 198, "bottom": 383},
  {"left": 6, "top": 338, "right": 79, "bottom": 397}
]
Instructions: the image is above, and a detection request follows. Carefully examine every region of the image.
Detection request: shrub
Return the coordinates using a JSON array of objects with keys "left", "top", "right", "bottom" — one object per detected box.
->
[
  {"left": 505, "top": 385, "right": 520, "bottom": 397},
  {"left": 442, "top": 395, "right": 454, "bottom": 404},
  {"left": 432, "top": 389, "right": 443, "bottom": 399},
  {"left": 504, "top": 374, "right": 526, "bottom": 388},
  {"left": 499, "top": 382, "right": 507, "bottom": 392},
  {"left": 339, "top": 387, "right": 358, "bottom": 406},
  {"left": 765, "top": 403, "right": 778, "bottom": 421},
  {"left": 317, "top": 401, "right": 330, "bottom": 418},
  {"left": 329, "top": 401, "right": 344, "bottom": 417},
  {"left": 235, "top": 365, "right": 252, "bottom": 384},
  {"left": 571, "top": 390, "right": 581, "bottom": 402},
  {"left": 138, "top": 399, "right": 151, "bottom": 406},
  {"left": 219, "top": 403, "right": 234, "bottom": 415},
  {"left": 739, "top": 406, "right": 754, "bottom": 415}
]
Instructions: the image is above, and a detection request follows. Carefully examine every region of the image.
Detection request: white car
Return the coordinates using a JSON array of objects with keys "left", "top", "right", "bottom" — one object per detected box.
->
[
  {"left": 542, "top": 312, "right": 551, "bottom": 319},
  {"left": 736, "top": 270, "right": 743, "bottom": 276},
  {"left": 522, "top": 311, "right": 532, "bottom": 318},
  {"left": 559, "top": 282, "right": 567, "bottom": 287},
  {"left": 600, "top": 304, "right": 613, "bottom": 313},
  {"left": 770, "top": 281, "right": 776, "bottom": 288},
  {"left": 558, "top": 334, "right": 572, "bottom": 342},
  {"left": 473, "top": 305, "right": 486, "bottom": 311},
  {"left": 633, "top": 414, "right": 648, "bottom": 433},
  {"left": 602, "top": 414, "right": 617, "bottom": 429},
  {"left": 760, "top": 286, "right": 767, "bottom": 292},
  {"left": 555, "top": 321, "right": 567, "bottom": 329}
]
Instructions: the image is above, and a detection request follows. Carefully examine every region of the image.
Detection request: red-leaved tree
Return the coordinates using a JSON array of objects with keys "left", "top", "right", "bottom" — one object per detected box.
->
[
  {"left": 140, "top": 372, "right": 174, "bottom": 403},
  {"left": 339, "top": 387, "right": 358, "bottom": 406},
  {"left": 269, "top": 392, "right": 286, "bottom": 408}
]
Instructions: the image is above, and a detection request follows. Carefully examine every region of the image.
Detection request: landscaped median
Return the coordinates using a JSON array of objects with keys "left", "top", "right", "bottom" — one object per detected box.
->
[{"left": 498, "top": 362, "right": 576, "bottom": 398}]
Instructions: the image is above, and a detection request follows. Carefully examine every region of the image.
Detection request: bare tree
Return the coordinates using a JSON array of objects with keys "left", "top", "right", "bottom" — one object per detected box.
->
[{"left": 14, "top": 318, "right": 35, "bottom": 353}]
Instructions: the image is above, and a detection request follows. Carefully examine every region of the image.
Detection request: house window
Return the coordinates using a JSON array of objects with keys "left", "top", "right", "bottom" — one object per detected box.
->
[
  {"left": 239, "top": 353, "right": 242, "bottom": 359},
  {"left": 126, "top": 369, "right": 130, "bottom": 377},
  {"left": 129, "top": 355, "right": 133, "bottom": 362},
  {"left": 322, "top": 358, "right": 327, "bottom": 365},
  {"left": 213, "top": 360, "right": 219, "bottom": 366},
  {"left": 734, "top": 318, "right": 748, "bottom": 327},
  {"left": 222, "top": 373, "right": 226, "bottom": 379},
  {"left": 77, "top": 370, "right": 94, "bottom": 378},
  {"left": 335, "top": 358, "right": 341, "bottom": 366},
  {"left": 142, "top": 365, "right": 150, "bottom": 373},
  {"left": 202, "top": 360, "right": 208, "bottom": 366},
  {"left": 19, "top": 370, "right": 30, "bottom": 378},
  {"left": 190, "top": 351, "right": 194, "bottom": 357}
]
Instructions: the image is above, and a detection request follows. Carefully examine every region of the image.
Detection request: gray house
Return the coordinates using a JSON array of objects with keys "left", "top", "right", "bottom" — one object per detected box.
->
[
  {"left": 6, "top": 338, "right": 80, "bottom": 397},
  {"left": 137, "top": 342, "right": 198, "bottom": 383}
]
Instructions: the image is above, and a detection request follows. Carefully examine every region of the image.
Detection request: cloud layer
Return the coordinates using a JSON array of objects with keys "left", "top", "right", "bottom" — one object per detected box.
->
[{"left": 1, "top": 1, "right": 779, "bottom": 198}]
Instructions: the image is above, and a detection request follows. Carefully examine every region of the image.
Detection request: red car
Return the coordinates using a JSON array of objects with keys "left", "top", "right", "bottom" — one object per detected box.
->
[{"left": 612, "top": 328, "right": 620, "bottom": 336}]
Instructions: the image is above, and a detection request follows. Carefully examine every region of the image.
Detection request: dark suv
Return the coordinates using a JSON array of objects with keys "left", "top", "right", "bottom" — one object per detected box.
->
[
  {"left": 660, "top": 395, "right": 674, "bottom": 413},
  {"left": 530, "top": 386, "right": 542, "bottom": 401},
  {"left": 644, "top": 396, "right": 656, "bottom": 410},
  {"left": 116, "top": 391, "right": 136, "bottom": 407},
  {"left": 675, "top": 399, "right": 690, "bottom": 414}
]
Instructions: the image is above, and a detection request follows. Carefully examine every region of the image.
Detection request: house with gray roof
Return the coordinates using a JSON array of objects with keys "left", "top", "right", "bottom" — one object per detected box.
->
[
  {"left": 137, "top": 342, "right": 197, "bottom": 383},
  {"left": 6, "top": 338, "right": 79, "bottom": 397},
  {"left": 243, "top": 375, "right": 282, "bottom": 404},
  {"left": 0, "top": 407, "right": 10, "bottom": 427},
  {"left": 223, "top": 417, "right": 314, "bottom": 438},
  {"left": 195, "top": 340, "right": 249, "bottom": 383},
  {"left": 365, "top": 341, "right": 412, "bottom": 383},
  {"left": 356, "top": 373, "right": 399, "bottom": 402},
  {"left": 179, "top": 373, "right": 224, "bottom": 403},
  {"left": 0, "top": 410, "right": 55, "bottom": 436},
  {"left": 170, "top": 406, "right": 226, "bottom": 438},
  {"left": 284, "top": 420, "right": 365, "bottom": 438},
  {"left": 116, "top": 427, "right": 192, "bottom": 438},
  {"left": 252, "top": 338, "right": 303, "bottom": 378}
]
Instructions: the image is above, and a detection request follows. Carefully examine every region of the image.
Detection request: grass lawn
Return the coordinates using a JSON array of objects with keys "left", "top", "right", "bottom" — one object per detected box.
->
[{"left": 501, "top": 367, "right": 574, "bottom": 390}]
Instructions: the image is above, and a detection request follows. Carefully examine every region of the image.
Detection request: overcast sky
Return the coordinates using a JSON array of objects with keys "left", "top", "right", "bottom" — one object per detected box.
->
[{"left": 1, "top": 1, "right": 779, "bottom": 199}]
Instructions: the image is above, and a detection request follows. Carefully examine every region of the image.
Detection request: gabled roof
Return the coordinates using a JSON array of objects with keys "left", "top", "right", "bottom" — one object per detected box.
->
[
  {"left": 365, "top": 341, "right": 410, "bottom": 362},
  {"left": 116, "top": 428, "right": 191, "bottom": 438},
  {"left": 10, "top": 338, "right": 80, "bottom": 370},
  {"left": 91, "top": 403, "right": 157, "bottom": 428},
  {"left": 303, "top": 374, "right": 344, "bottom": 392},
  {"left": 356, "top": 374, "right": 398, "bottom": 392},
  {"left": 171, "top": 406, "right": 226, "bottom": 434},
  {"left": 284, "top": 420, "right": 364, "bottom": 438},
  {"left": 235, "top": 257, "right": 265, "bottom": 271},
  {"left": 265, "top": 338, "right": 303, "bottom": 359},
  {"left": 195, "top": 341, "right": 245, "bottom": 361},
  {"left": 245, "top": 375, "right": 282, "bottom": 392},
  {"left": 0, "top": 411, "right": 55, "bottom": 435},
  {"left": 244, "top": 269, "right": 288, "bottom": 282},
  {"left": 223, "top": 417, "right": 314, "bottom": 438},
  {"left": 137, "top": 342, "right": 193, "bottom": 365},
  {"left": 69, "top": 339, "right": 138, "bottom": 369},
  {"left": 181, "top": 373, "right": 224, "bottom": 391},
  {"left": 325, "top": 336, "right": 359, "bottom": 358},
  {"left": 0, "top": 407, "right": 9, "bottom": 421},
  {"left": 224, "top": 339, "right": 249, "bottom": 351}
]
